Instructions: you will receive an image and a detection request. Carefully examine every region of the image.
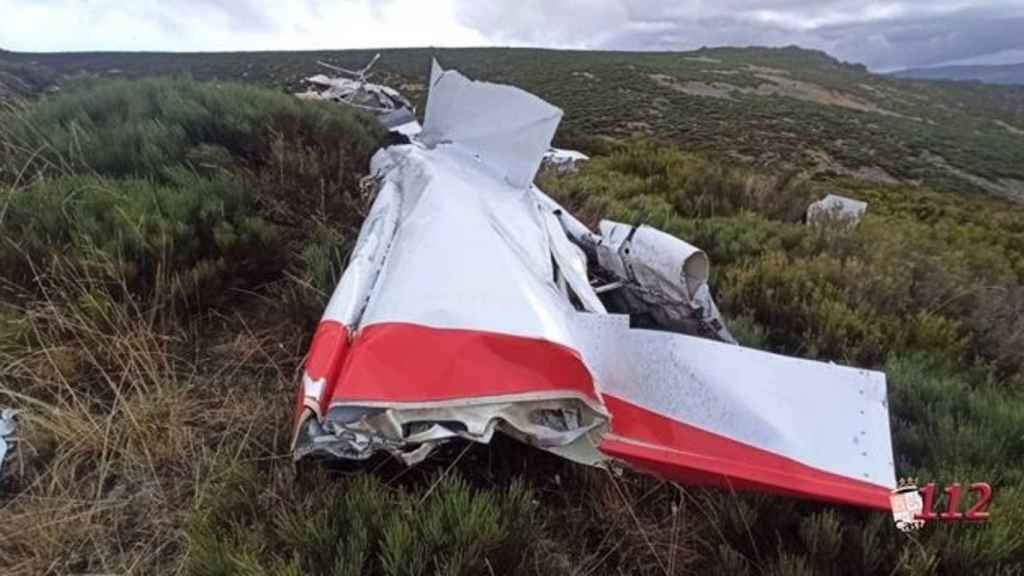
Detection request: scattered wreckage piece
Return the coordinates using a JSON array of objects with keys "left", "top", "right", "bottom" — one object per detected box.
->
[
  {"left": 0, "top": 408, "right": 15, "bottom": 475},
  {"left": 542, "top": 147, "right": 589, "bottom": 172},
  {"left": 292, "top": 59, "right": 897, "bottom": 512},
  {"left": 297, "top": 54, "right": 421, "bottom": 136},
  {"left": 568, "top": 216, "right": 737, "bottom": 342},
  {"left": 807, "top": 193, "right": 868, "bottom": 226},
  {"left": 890, "top": 481, "right": 927, "bottom": 532}
]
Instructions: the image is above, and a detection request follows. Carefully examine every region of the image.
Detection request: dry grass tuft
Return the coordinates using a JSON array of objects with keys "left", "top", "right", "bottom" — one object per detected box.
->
[{"left": 0, "top": 256, "right": 297, "bottom": 575}]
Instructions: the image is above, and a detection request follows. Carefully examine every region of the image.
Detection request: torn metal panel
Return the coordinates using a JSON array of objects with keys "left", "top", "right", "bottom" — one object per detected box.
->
[
  {"left": 597, "top": 221, "right": 708, "bottom": 298},
  {"left": 296, "top": 55, "right": 421, "bottom": 135},
  {"left": 309, "top": 396, "right": 607, "bottom": 466},
  {"left": 292, "top": 59, "right": 898, "bottom": 513},
  {"left": 542, "top": 209, "right": 606, "bottom": 313},
  {"left": 591, "top": 220, "right": 735, "bottom": 342},
  {"left": 388, "top": 118, "right": 423, "bottom": 137},
  {"left": 296, "top": 140, "right": 610, "bottom": 465},
  {"left": 420, "top": 59, "right": 563, "bottom": 189}
]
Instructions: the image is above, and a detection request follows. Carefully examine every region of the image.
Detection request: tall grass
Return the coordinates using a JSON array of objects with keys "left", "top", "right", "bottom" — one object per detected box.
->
[
  {"left": 0, "top": 257, "right": 296, "bottom": 574},
  {"left": 0, "top": 77, "right": 385, "bottom": 574}
]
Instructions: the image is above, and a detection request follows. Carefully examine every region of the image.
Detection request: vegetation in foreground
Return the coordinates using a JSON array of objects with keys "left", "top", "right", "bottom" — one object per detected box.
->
[{"left": 1, "top": 77, "right": 1023, "bottom": 575}]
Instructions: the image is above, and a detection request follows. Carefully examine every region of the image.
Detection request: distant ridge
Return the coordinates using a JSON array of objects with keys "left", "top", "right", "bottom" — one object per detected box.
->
[
  {"left": 891, "top": 62, "right": 1024, "bottom": 85},
  {"left": 3, "top": 45, "right": 1023, "bottom": 199}
]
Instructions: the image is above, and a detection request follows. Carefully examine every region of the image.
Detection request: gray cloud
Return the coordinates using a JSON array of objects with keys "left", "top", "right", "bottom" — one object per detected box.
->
[
  {"left": 98, "top": 0, "right": 280, "bottom": 35},
  {"left": 453, "top": 1, "right": 1024, "bottom": 70},
  {"left": 2, "top": 0, "right": 1022, "bottom": 70},
  {"left": 0, "top": 0, "right": 486, "bottom": 52}
]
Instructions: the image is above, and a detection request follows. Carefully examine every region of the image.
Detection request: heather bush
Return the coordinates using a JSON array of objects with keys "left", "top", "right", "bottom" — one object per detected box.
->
[
  {"left": 541, "top": 142, "right": 1024, "bottom": 573},
  {"left": 188, "top": 471, "right": 543, "bottom": 576},
  {"left": 0, "top": 76, "right": 383, "bottom": 186},
  {"left": 0, "top": 77, "right": 385, "bottom": 310},
  {"left": 0, "top": 78, "right": 382, "bottom": 574},
  {"left": 1, "top": 172, "right": 283, "bottom": 308},
  {"left": 543, "top": 143, "right": 1024, "bottom": 375}
]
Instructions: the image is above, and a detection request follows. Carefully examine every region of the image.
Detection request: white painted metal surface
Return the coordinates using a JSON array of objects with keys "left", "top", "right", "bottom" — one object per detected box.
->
[
  {"left": 323, "top": 178, "right": 402, "bottom": 329},
  {"left": 597, "top": 221, "right": 709, "bottom": 301},
  {"left": 297, "top": 58, "right": 899, "bottom": 506},
  {"left": 355, "top": 143, "right": 578, "bottom": 347},
  {"left": 571, "top": 313, "right": 896, "bottom": 488},
  {"left": 544, "top": 148, "right": 590, "bottom": 164},
  {"left": 807, "top": 193, "right": 868, "bottom": 224},
  {"left": 391, "top": 120, "right": 422, "bottom": 136},
  {"left": 543, "top": 147, "right": 590, "bottom": 171},
  {"left": 419, "top": 60, "right": 563, "bottom": 188}
]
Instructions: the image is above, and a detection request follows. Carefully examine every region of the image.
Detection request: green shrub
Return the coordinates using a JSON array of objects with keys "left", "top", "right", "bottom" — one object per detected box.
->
[
  {"left": 295, "top": 222, "right": 353, "bottom": 308},
  {"left": 188, "top": 469, "right": 543, "bottom": 576},
  {"left": 540, "top": 141, "right": 1024, "bottom": 574},
  {"left": 0, "top": 76, "right": 384, "bottom": 186},
  {"left": 0, "top": 77, "right": 386, "bottom": 310},
  {"left": 544, "top": 142, "right": 1024, "bottom": 375},
  {"left": 887, "top": 354, "right": 1024, "bottom": 486},
  {"left": 1, "top": 171, "right": 283, "bottom": 308},
  {"left": 541, "top": 140, "right": 816, "bottom": 224}
]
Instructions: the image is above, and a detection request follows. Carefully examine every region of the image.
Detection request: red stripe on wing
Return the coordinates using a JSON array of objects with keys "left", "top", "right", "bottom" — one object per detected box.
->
[
  {"left": 599, "top": 394, "right": 892, "bottom": 510},
  {"left": 331, "top": 322, "right": 596, "bottom": 403}
]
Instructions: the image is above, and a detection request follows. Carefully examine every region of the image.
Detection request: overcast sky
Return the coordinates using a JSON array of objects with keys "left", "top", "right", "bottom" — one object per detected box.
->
[{"left": 2, "top": 0, "right": 1023, "bottom": 71}]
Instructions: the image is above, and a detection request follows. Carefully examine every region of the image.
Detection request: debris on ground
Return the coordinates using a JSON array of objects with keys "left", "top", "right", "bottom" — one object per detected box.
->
[
  {"left": 296, "top": 53, "right": 420, "bottom": 135},
  {"left": 291, "top": 57, "right": 898, "bottom": 515},
  {"left": 542, "top": 147, "right": 589, "bottom": 172},
  {"left": 0, "top": 408, "right": 15, "bottom": 474},
  {"left": 807, "top": 193, "right": 868, "bottom": 226}
]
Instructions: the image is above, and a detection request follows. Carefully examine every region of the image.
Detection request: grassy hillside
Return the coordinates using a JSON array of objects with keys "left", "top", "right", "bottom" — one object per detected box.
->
[
  {"left": 1, "top": 51, "right": 1024, "bottom": 575},
  {"left": 3, "top": 46, "right": 1024, "bottom": 201}
]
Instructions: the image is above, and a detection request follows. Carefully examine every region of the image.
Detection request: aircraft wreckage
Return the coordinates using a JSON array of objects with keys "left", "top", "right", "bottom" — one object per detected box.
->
[
  {"left": 291, "top": 58, "right": 921, "bottom": 523},
  {"left": 297, "top": 54, "right": 420, "bottom": 136}
]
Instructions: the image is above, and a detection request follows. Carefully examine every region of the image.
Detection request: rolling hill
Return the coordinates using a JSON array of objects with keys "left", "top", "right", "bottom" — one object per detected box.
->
[
  {"left": 892, "top": 62, "right": 1024, "bottom": 86},
  {"left": 2, "top": 46, "right": 1024, "bottom": 201}
]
